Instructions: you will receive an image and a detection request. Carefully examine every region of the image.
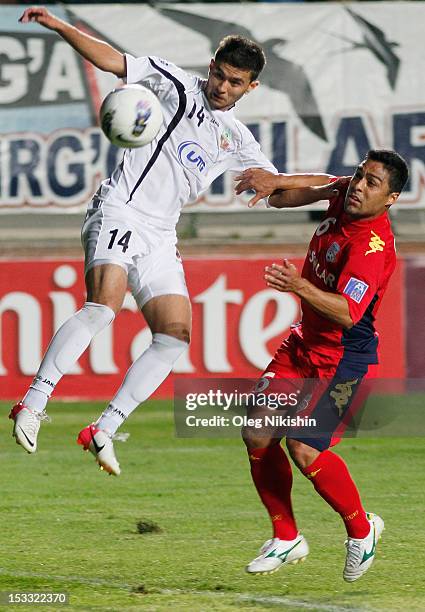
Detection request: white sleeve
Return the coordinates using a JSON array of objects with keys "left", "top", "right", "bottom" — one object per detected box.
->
[
  {"left": 229, "top": 126, "right": 278, "bottom": 175},
  {"left": 125, "top": 54, "right": 184, "bottom": 98},
  {"left": 233, "top": 139, "right": 278, "bottom": 174}
]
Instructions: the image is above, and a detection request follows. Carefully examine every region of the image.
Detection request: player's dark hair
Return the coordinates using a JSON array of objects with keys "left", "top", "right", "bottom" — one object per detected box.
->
[
  {"left": 365, "top": 149, "right": 409, "bottom": 193},
  {"left": 214, "top": 35, "right": 266, "bottom": 81}
]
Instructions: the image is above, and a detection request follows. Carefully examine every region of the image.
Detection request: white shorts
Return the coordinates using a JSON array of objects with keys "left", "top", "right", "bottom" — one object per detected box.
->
[{"left": 81, "top": 206, "right": 189, "bottom": 309}]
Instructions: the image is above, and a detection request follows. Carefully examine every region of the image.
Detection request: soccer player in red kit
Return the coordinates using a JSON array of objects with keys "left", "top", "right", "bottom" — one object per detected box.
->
[{"left": 235, "top": 149, "right": 409, "bottom": 581}]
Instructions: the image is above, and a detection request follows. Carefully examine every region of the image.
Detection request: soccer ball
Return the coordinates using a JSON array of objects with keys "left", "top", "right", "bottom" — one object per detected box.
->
[{"left": 100, "top": 84, "right": 163, "bottom": 148}]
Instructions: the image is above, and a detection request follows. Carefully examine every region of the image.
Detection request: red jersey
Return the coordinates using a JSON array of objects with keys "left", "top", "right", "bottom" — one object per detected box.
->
[{"left": 295, "top": 183, "right": 396, "bottom": 365}]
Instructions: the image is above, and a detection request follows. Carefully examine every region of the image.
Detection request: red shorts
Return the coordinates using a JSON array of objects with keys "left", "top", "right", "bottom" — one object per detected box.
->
[{"left": 259, "top": 330, "right": 377, "bottom": 451}]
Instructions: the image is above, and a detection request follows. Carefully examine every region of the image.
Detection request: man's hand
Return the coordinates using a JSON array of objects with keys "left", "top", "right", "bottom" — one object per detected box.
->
[
  {"left": 265, "top": 258, "right": 353, "bottom": 328},
  {"left": 264, "top": 260, "right": 303, "bottom": 294},
  {"left": 235, "top": 169, "right": 280, "bottom": 208},
  {"left": 317, "top": 176, "right": 351, "bottom": 201},
  {"left": 19, "top": 7, "right": 61, "bottom": 31}
]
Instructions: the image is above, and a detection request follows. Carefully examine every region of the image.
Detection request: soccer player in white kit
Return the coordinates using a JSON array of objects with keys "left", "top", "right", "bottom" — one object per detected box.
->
[{"left": 10, "top": 7, "right": 278, "bottom": 475}]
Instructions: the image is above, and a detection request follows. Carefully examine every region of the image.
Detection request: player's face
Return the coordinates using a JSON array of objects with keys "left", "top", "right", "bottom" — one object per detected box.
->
[
  {"left": 205, "top": 60, "right": 259, "bottom": 110},
  {"left": 344, "top": 160, "right": 399, "bottom": 219}
]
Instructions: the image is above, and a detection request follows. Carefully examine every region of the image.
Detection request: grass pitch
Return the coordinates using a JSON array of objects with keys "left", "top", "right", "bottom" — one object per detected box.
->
[{"left": 0, "top": 400, "right": 424, "bottom": 612}]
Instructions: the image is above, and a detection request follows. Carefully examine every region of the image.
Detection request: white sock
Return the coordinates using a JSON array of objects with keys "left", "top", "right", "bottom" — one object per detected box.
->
[
  {"left": 96, "top": 333, "right": 188, "bottom": 434},
  {"left": 22, "top": 388, "right": 49, "bottom": 413},
  {"left": 25, "top": 302, "right": 115, "bottom": 412}
]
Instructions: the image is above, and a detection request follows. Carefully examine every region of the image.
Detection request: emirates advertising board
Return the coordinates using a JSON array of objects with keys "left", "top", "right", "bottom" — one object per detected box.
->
[
  {"left": 0, "top": 258, "right": 405, "bottom": 401},
  {"left": 0, "top": 2, "right": 425, "bottom": 212}
]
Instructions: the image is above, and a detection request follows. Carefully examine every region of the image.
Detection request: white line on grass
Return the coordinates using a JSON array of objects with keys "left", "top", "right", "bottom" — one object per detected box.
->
[
  {"left": 238, "top": 593, "right": 370, "bottom": 611},
  {"left": 0, "top": 569, "right": 373, "bottom": 611},
  {"left": 162, "top": 589, "right": 372, "bottom": 612}
]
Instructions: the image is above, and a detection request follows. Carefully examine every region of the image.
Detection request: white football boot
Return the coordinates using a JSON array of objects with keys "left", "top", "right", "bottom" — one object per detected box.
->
[
  {"left": 9, "top": 402, "right": 50, "bottom": 453},
  {"left": 246, "top": 534, "right": 309, "bottom": 575},
  {"left": 77, "top": 424, "right": 121, "bottom": 476},
  {"left": 343, "top": 512, "right": 385, "bottom": 582}
]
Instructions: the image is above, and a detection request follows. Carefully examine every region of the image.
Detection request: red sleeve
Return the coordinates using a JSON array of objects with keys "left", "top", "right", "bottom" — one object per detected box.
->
[{"left": 336, "top": 240, "right": 386, "bottom": 325}]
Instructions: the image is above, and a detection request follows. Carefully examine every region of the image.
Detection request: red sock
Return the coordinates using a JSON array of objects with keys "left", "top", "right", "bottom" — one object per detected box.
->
[
  {"left": 248, "top": 444, "right": 298, "bottom": 540},
  {"left": 302, "top": 450, "right": 369, "bottom": 538}
]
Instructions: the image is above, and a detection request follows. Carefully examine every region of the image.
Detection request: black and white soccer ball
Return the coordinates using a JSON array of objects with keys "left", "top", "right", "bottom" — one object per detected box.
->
[{"left": 100, "top": 84, "right": 163, "bottom": 148}]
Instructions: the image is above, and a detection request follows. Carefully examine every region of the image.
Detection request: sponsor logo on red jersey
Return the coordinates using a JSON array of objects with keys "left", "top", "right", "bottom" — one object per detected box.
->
[{"left": 308, "top": 249, "right": 336, "bottom": 288}]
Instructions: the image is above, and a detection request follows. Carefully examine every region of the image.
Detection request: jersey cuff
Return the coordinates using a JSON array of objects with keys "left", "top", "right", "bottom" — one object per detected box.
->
[
  {"left": 124, "top": 53, "right": 139, "bottom": 84},
  {"left": 124, "top": 53, "right": 133, "bottom": 83}
]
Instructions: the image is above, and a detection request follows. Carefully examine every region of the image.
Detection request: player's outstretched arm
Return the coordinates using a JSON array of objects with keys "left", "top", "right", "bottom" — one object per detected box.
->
[
  {"left": 265, "top": 260, "right": 353, "bottom": 328},
  {"left": 19, "top": 7, "right": 126, "bottom": 77},
  {"left": 268, "top": 177, "right": 351, "bottom": 209},
  {"left": 235, "top": 169, "right": 336, "bottom": 207}
]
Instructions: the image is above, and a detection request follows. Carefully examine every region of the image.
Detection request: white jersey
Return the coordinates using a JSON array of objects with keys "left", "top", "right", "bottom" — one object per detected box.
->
[{"left": 93, "top": 55, "right": 277, "bottom": 230}]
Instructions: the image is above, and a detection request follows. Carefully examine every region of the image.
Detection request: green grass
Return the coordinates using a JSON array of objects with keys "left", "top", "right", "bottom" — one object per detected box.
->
[{"left": 0, "top": 401, "right": 424, "bottom": 611}]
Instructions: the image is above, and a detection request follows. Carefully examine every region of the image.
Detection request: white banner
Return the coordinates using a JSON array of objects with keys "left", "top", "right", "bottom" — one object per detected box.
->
[{"left": 0, "top": 2, "right": 424, "bottom": 212}]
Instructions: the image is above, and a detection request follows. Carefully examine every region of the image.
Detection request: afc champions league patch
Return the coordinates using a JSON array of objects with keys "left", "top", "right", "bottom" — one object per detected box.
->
[
  {"left": 326, "top": 242, "right": 341, "bottom": 263},
  {"left": 343, "top": 277, "right": 369, "bottom": 304}
]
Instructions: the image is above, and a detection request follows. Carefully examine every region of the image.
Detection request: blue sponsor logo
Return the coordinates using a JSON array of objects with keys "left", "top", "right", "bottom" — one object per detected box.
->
[
  {"left": 343, "top": 277, "right": 369, "bottom": 304},
  {"left": 178, "top": 141, "right": 208, "bottom": 173}
]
